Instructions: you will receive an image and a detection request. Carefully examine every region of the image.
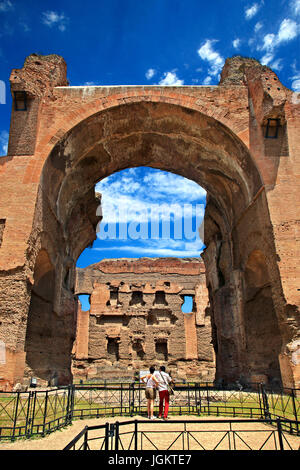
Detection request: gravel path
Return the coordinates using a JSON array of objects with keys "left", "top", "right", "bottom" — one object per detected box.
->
[{"left": 0, "top": 415, "right": 299, "bottom": 451}]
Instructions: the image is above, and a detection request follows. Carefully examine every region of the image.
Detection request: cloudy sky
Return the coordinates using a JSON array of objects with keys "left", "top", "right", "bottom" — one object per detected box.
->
[
  {"left": 0, "top": 0, "right": 299, "bottom": 266},
  {"left": 77, "top": 167, "right": 207, "bottom": 267}
]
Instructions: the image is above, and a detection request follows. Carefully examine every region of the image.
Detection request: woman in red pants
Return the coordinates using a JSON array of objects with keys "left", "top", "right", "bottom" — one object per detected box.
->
[{"left": 154, "top": 366, "right": 174, "bottom": 420}]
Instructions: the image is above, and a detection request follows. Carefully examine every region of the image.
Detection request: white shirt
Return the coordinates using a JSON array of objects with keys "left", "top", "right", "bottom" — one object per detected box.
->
[
  {"left": 154, "top": 370, "right": 172, "bottom": 392},
  {"left": 145, "top": 374, "right": 157, "bottom": 389}
]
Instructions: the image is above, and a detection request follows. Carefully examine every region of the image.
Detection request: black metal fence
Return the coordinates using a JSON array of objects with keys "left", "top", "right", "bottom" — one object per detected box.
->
[
  {"left": 63, "top": 418, "right": 300, "bottom": 451},
  {"left": 0, "top": 382, "right": 299, "bottom": 441}
]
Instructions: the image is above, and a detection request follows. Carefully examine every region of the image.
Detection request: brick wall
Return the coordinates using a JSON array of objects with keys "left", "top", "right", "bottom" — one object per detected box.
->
[{"left": 0, "top": 55, "right": 298, "bottom": 388}]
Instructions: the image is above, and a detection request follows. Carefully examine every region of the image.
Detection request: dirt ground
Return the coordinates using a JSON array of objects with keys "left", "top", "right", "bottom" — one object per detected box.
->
[{"left": 0, "top": 415, "right": 299, "bottom": 451}]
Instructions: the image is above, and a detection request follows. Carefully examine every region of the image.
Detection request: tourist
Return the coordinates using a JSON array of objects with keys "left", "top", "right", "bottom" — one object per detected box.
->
[
  {"left": 141, "top": 366, "right": 159, "bottom": 419},
  {"left": 154, "top": 366, "right": 174, "bottom": 420}
]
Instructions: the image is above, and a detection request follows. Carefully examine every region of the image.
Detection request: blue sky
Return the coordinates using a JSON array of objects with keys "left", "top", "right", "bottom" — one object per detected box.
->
[
  {"left": 77, "top": 167, "right": 207, "bottom": 267},
  {"left": 0, "top": 0, "right": 299, "bottom": 268}
]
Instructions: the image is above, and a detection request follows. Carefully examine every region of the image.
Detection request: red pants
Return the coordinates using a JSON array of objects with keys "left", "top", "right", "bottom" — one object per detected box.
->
[{"left": 158, "top": 390, "right": 170, "bottom": 418}]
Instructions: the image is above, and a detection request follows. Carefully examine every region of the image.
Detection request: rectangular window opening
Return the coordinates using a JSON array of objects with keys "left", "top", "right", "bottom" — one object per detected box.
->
[
  {"left": 265, "top": 118, "right": 280, "bottom": 139},
  {"left": 13, "top": 91, "right": 27, "bottom": 111},
  {"left": 107, "top": 337, "right": 120, "bottom": 361},
  {"left": 155, "top": 340, "right": 168, "bottom": 361}
]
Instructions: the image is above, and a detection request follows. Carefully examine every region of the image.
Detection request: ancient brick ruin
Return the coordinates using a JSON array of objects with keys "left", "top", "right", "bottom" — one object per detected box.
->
[
  {"left": 0, "top": 54, "right": 299, "bottom": 390},
  {"left": 72, "top": 257, "right": 215, "bottom": 381}
]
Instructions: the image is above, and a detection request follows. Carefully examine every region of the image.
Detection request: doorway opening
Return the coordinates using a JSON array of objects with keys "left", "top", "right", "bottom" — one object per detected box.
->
[{"left": 73, "top": 166, "right": 211, "bottom": 382}]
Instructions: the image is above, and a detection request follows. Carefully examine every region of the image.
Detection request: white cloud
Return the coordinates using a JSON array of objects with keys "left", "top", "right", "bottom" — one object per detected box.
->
[
  {"left": 42, "top": 11, "right": 68, "bottom": 31},
  {"left": 197, "top": 39, "right": 224, "bottom": 77},
  {"left": 0, "top": 130, "right": 8, "bottom": 155},
  {"left": 158, "top": 71, "right": 184, "bottom": 86},
  {"left": 96, "top": 179, "right": 204, "bottom": 226},
  {"left": 95, "top": 168, "right": 206, "bottom": 246},
  {"left": 94, "top": 238, "right": 203, "bottom": 257},
  {"left": 0, "top": 0, "right": 13, "bottom": 12},
  {"left": 291, "top": 0, "right": 300, "bottom": 15},
  {"left": 245, "top": 3, "right": 260, "bottom": 20},
  {"left": 290, "top": 62, "right": 300, "bottom": 91},
  {"left": 260, "top": 52, "right": 274, "bottom": 65},
  {"left": 277, "top": 18, "right": 298, "bottom": 43},
  {"left": 260, "top": 19, "right": 299, "bottom": 52},
  {"left": 84, "top": 81, "right": 98, "bottom": 86},
  {"left": 146, "top": 68, "right": 156, "bottom": 80},
  {"left": 292, "top": 78, "right": 300, "bottom": 91},
  {"left": 142, "top": 170, "right": 206, "bottom": 201},
  {"left": 257, "top": 17, "right": 299, "bottom": 70},
  {"left": 203, "top": 76, "right": 213, "bottom": 85},
  {"left": 269, "top": 59, "right": 283, "bottom": 71},
  {"left": 254, "top": 21, "right": 263, "bottom": 32},
  {"left": 232, "top": 38, "right": 241, "bottom": 49},
  {"left": 261, "top": 53, "right": 283, "bottom": 71},
  {"left": 261, "top": 33, "right": 276, "bottom": 51}
]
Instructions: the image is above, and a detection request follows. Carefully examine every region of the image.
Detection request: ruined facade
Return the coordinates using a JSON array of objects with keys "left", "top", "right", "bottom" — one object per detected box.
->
[
  {"left": 0, "top": 54, "right": 299, "bottom": 390},
  {"left": 72, "top": 258, "right": 214, "bottom": 381}
]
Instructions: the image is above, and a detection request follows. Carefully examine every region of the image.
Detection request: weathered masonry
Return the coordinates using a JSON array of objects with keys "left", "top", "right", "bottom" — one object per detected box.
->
[
  {"left": 0, "top": 54, "right": 299, "bottom": 390},
  {"left": 73, "top": 257, "right": 214, "bottom": 381}
]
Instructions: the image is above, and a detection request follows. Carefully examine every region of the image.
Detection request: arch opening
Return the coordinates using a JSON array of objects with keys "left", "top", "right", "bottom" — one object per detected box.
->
[
  {"left": 25, "top": 100, "right": 283, "bottom": 387},
  {"left": 24, "top": 250, "right": 56, "bottom": 382}
]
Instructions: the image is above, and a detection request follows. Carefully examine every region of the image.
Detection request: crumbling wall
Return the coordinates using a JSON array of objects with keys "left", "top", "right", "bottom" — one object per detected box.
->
[
  {"left": 73, "top": 258, "right": 215, "bottom": 381},
  {"left": 0, "top": 54, "right": 298, "bottom": 390}
]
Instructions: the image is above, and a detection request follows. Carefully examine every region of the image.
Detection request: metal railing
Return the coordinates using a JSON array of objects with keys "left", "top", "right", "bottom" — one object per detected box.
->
[
  {"left": 0, "top": 386, "right": 73, "bottom": 440},
  {"left": 63, "top": 417, "right": 300, "bottom": 451},
  {"left": 0, "top": 382, "right": 299, "bottom": 440}
]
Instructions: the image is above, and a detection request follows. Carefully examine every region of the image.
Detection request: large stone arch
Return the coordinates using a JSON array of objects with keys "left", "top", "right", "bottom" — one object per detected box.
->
[
  {"left": 0, "top": 54, "right": 298, "bottom": 389},
  {"left": 30, "top": 99, "right": 282, "bottom": 386}
]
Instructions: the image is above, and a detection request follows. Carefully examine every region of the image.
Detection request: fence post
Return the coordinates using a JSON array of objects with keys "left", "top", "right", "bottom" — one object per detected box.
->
[
  {"left": 120, "top": 383, "right": 123, "bottom": 415},
  {"left": 197, "top": 385, "right": 201, "bottom": 415},
  {"left": 83, "top": 426, "right": 89, "bottom": 450},
  {"left": 105, "top": 422, "right": 109, "bottom": 451},
  {"left": 258, "top": 383, "right": 264, "bottom": 418},
  {"left": 71, "top": 385, "right": 75, "bottom": 423},
  {"left": 261, "top": 384, "right": 271, "bottom": 420},
  {"left": 25, "top": 391, "right": 33, "bottom": 437},
  {"left": 130, "top": 382, "right": 134, "bottom": 416},
  {"left": 12, "top": 391, "right": 20, "bottom": 441},
  {"left": 128, "top": 383, "right": 131, "bottom": 415},
  {"left": 42, "top": 390, "right": 49, "bottom": 436},
  {"left": 67, "top": 385, "right": 75, "bottom": 425},
  {"left": 138, "top": 382, "right": 141, "bottom": 415},
  {"left": 133, "top": 382, "right": 135, "bottom": 416},
  {"left": 206, "top": 383, "right": 210, "bottom": 416},
  {"left": 65, "top": 386, "right": 71, "bottom": 425},
  {"left": 291, "top": 388, "right": 298, "bottom": 433},
  {"left": 115, "top": 421, "right": 119, "bottom": 450},
  {"left": 292, "top": 388, "right": 298, "bottom": 421},
  {"left": 30, "top": 390, "right": 37, "bottom": 436},
  {"left": 134, "top": 420, "right": 138, "bottom": 450},
  {"left": 276, "top": 418, "right": 284, "bottom": 450}
]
